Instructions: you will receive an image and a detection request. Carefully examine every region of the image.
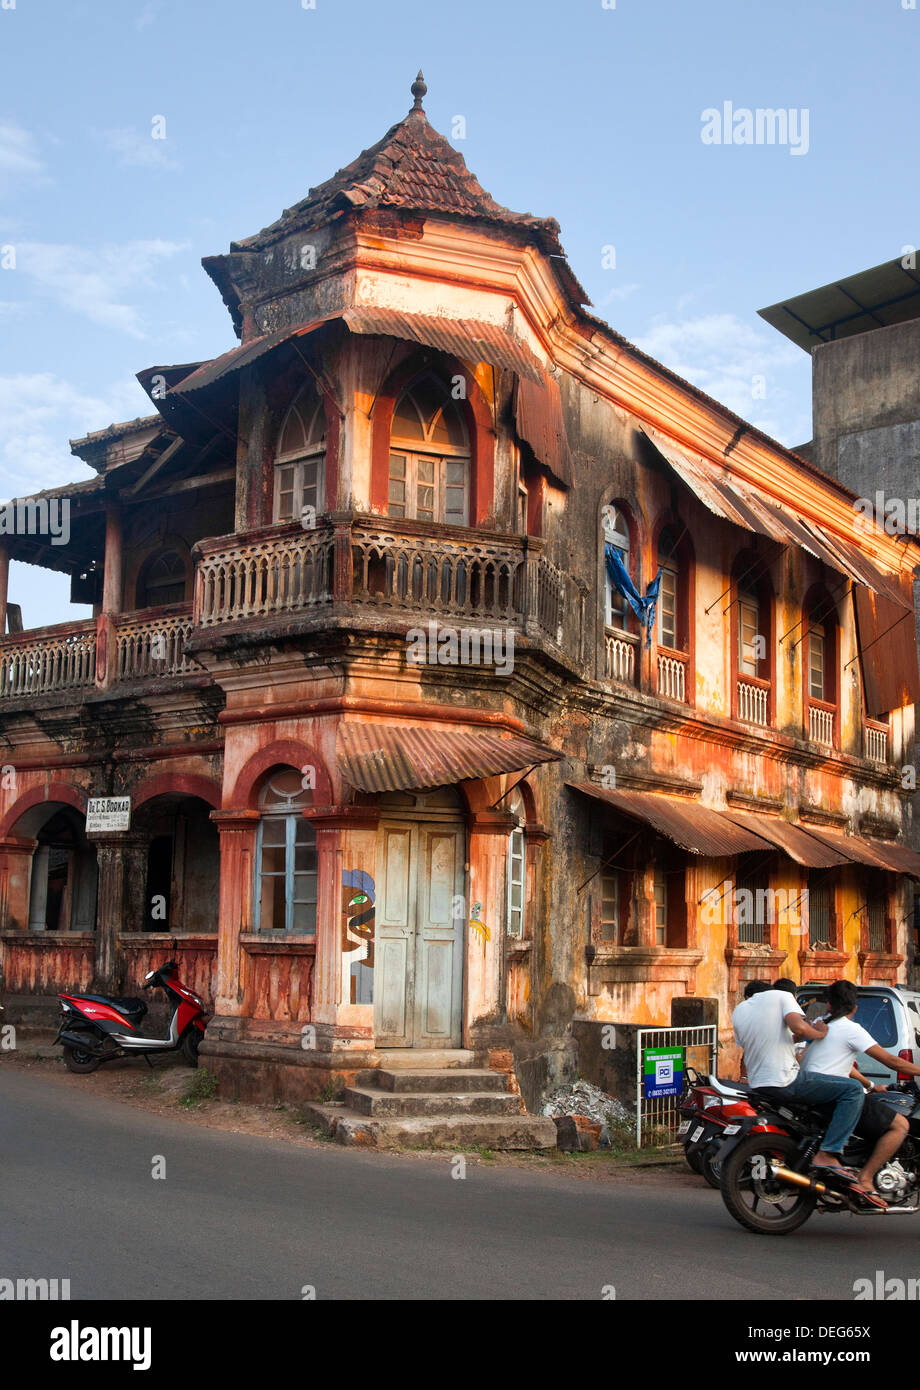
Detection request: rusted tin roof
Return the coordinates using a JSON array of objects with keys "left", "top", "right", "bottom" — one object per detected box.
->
[
  {"left": 338, "top": 722, "right": 561, "bottom": 793},
  {"left": 567, "top": 782, "right": 768, "bottom": 857},
  {"left": 640, "top": 424, "right": 910, "bottom": 608},
  {"left": 797, "top": 824, "right": 920, "bottom": 879},
  {"left": 230, "top": 105, "right": 563, "bottom": 254},
  {"left": 721, "top": 811, "right": 850, "bottom": 868},
  {"left": 172, "top": 307, "right": 544, "bottom": 396},
  {"left": 514, "top": 373, "right": 573, "bottom": 488},
  {"left": 854, "top": 582, "right": 920, "bottom": 715}
]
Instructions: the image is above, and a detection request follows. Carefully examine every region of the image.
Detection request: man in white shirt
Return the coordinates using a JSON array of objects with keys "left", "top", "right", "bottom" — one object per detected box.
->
[
  {"left": 800, "top": 979, "right": 920, "bottom": 1198},
  {"left": 732, "top": 978, "right": 827, "bottom": 1087}
]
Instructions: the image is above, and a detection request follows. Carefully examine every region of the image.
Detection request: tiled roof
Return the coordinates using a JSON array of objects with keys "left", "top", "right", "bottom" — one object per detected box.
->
[{"left": 232, "top": 106, "right": 560, "bottom": 252}]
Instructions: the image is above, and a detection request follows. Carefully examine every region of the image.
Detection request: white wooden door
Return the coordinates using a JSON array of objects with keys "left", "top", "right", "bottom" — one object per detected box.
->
[{"left": 375, "top": 819, "right": 464, "bottom": 1047}]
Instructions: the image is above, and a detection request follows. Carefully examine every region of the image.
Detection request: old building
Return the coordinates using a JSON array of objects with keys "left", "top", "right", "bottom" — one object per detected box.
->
[{"left": 1, "top": 76, "right": 919, "bottom": 1122}]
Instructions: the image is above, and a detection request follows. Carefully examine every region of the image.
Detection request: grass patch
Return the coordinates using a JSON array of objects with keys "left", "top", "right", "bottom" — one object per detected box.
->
[{"left": 179, "top": 1068, "right": 218, "bottom": 1108}]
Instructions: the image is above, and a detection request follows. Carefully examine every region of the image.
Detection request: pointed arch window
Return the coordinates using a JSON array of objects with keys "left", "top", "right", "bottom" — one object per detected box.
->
[
  {"left": 274, "top": 388, "right": 326, "bottom": 524},
  {"left": 803, "top": 589, "right": 838, "bottom": 748},
  {"left": 137, "top": 549, "right": 188, "bottom": 609},
  {"left": 388, "top": 374, "right": 470, "bottom": 526},
  {"left": 253, "top": 768, "right": 317, "bottom": 933},
  {"left": 603, "top": 505, "right": 633, "bottom": 631}
]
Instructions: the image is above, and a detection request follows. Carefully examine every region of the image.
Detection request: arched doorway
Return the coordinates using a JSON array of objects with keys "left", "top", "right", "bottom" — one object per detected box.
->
[
  {"left": 134, "top": 795, "right": 220, "bottom": 932},
  {"left": 374, "top": 785, "right": 466, "bottom": 1048},
  {"left": 18, "top": 804, "right": 98, "bottom": 932}
]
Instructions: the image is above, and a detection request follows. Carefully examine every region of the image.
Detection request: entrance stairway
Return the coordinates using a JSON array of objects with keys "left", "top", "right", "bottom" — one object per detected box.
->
[{"left": 303, "top": 1052, "right": 557, "bottom": 1151}]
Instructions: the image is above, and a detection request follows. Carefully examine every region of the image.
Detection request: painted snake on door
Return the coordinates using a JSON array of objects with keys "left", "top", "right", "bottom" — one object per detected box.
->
[{"left": 342, "top": 869, "right": 375, "bottom": 1004}]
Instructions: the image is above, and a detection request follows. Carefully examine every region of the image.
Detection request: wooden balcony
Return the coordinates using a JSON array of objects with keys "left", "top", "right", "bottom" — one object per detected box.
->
[
  {"left": 0, "top": 620, "right": 96, "bottom": 699},
  {"left": 193, "top": 516, "right": 585, "bottom": 661},
  {"left": 864, "top": 723, "right": 888, "bottom": 764},
  {"left": 114, "top": 607, "right": 201, "bottom": 681},
  {"left": 657, "top": 649, "right": 688, "bottom": 702},
  {"left": 808, "top": 701, "right": 836, "bottom": 748},
  {"left": 604, "top": 628, "right": 638, "bottom": 684}
]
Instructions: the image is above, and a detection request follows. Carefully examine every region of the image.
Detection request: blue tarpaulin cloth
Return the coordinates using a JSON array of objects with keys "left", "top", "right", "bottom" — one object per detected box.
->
[{"left": 604, "top": 543, "right": 662, "bottom": 649}]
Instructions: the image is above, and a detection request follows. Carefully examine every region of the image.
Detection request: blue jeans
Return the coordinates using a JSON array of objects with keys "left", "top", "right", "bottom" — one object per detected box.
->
[{"left": 785, "top": 1070, "right": 865, "bottom": 1155}]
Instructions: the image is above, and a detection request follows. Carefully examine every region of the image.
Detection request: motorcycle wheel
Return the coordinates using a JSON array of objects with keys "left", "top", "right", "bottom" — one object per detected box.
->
[
  {"left": 63, "top": 1042, "right": 102, "bottom": 1074},
  {"left": 700, "top": 1143, "right": 723, "bottom": 1190},
  {"left": 684, "top": 1145, "right": 703, "bottom": 1175},
  {"left": 181, "top": 1028, "right": 201, "bottom": 1068},
  {"left": 721, "top": 1133, "right": 817, "bottom": 1235}
]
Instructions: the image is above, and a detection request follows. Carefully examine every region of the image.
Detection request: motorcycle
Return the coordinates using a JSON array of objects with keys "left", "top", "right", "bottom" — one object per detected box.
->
[
  {"left": 718, "top": 1079, "right": 920, "bottom": 1234},
  {"left": 678, "top": 1068, "right": 757, "bottom": 1188},
  {"left": 53, "top": 960, "right": 208, "bottom": 1074}
]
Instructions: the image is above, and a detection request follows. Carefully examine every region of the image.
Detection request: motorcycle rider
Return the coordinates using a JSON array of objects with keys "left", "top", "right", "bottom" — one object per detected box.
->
[
  {"left": 799, "top": 979, "right": 920, "bottom": 1201},
  {"left": 732, "top": 976, "right": 827, "bottom": 1087}
]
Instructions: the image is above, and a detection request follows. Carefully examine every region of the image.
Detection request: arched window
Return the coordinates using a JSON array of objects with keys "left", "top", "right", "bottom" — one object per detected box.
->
[
  {"left": 603, "top": 504, "right": 634, "bottom": 631},
  {"left": 506, "top": 788, "right": 527, "bottom": 939},
  {"left": 388, "top": 374, "right": 470, "bottom": 526},
  {"left": 657, "top": 528, "right": 681, "bottom": 650},
  {"left": 137, "top": 549, "right": 188, "bottom": 609},
  {"left": 274, "top": 387, "right": 326, "bottom": 524},
  {"left": 803, "top": 588, "right": 838, "bottom": 748},
  {"left": 254, "top": 768, "right": 317, "bottom": 933}
]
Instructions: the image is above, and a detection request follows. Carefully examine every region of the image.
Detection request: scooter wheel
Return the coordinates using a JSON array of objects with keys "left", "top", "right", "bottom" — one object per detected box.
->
[
  {"left": 63, "top": 1043, "right": 101, "bottom": 1074},
  {"left": 181, "top": 1029, "right": 201, "bottom": 1068}
]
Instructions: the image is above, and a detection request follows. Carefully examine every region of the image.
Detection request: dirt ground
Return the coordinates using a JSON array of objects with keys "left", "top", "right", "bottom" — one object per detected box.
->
[{"left": 0, "top": 1048, "right": 695, "bottom": 1186}]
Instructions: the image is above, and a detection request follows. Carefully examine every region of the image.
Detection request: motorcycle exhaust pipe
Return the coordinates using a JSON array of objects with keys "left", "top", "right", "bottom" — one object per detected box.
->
[
  {"left": 770, "top": 1164, "right": 827, "bottom": 1195},
  {"left": 58, "top": 1029, "right": 110, "bottom": 1056}
]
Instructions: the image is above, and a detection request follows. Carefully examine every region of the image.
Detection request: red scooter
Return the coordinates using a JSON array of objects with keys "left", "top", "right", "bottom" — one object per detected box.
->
[{"left": 54, "top": 959, "right": 208, "bottom": 1074}]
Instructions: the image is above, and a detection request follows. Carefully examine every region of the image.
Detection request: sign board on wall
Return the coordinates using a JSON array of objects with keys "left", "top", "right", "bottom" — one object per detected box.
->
[{"left": 85, "top": 797, "right": 132, "bottom": 834}]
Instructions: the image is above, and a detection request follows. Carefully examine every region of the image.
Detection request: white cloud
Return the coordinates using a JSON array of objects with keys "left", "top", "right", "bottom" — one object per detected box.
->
[
  {"left": 14, "top": 238, "right": 187, "bottom": 337},
  {"left": 0, "top": 120, "right": 46, "bottom": 188},
  {"left": 135, "top": 2, "right": 160, "bottom": 31},
  {"left": 632, "top": 311, "right": 810, "bottom": 446},
  {"left": 98, "top": 126, "right": 178, "bottom": 170},
  {"left": 0, "top": 372, "right": 153, "bottom": 498},
  {"left": 600, "top": 282, "right": 641, "bottom": 306}
]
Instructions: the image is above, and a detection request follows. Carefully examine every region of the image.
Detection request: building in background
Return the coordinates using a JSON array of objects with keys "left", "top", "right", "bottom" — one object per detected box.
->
[{"left": 1, "top": 78, "right": 919, "bottom": 1129}]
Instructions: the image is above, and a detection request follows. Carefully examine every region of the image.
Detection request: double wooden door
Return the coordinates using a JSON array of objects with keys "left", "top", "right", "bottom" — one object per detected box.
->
[{"left": 374, "top": 817, "right": 465, "bottom": 1048}]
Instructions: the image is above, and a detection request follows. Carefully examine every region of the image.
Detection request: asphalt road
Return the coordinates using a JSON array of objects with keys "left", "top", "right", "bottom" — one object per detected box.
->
[{"left": 2, "top": 1064, "right": 919, "bottom": 1301}]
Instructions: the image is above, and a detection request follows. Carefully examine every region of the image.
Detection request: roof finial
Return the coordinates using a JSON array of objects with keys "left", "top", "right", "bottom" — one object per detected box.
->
[{"left": 411, "top": 70, "right": 427, "bottom": 111}]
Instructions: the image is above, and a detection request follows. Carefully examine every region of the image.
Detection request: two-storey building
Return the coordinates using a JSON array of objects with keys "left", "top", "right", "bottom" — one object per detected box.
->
[{"left": 2, "top": 76, "right": 919, "bottom": 1112}]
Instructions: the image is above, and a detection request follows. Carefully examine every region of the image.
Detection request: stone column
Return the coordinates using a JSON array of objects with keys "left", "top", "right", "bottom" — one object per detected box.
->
[
  {"left": 210, "top": 810, "right": 259, "bottom": 1016},
  {"left": 92, "top": 833, "right": 148, "bottom": 989},
  {"left": 0, "top": 835, "right": 38, "bottom": 930}
]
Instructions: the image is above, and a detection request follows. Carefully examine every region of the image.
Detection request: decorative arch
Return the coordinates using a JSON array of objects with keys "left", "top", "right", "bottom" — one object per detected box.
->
[
  {"left": 370, "top": 352, "right": 495, "bottom": 526},
  {"left": 133, "top": 772, "right": 222, "bottom": 811},
  {"left": 601, "top": 496, "right": 642, "bottom": 636},
  {"left": 229, "top": 739, "right": 334, "bottom": 811},
  {"left": 0, "top": 781, "right": 88, "bottom": 839},
  {"left": 129, "top": 535, "right": 193, "bottom": 612}
]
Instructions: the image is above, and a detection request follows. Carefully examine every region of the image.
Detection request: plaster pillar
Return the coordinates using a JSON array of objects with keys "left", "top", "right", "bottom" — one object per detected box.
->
[
  {"left": 466, "top": 809, "right": 514, "bottom": 1044},
  {"left": 210, "top": 810, "right": 259, "bottom": 1016},
  {"left": 0, "top": 835, "right": 38, "bottom": 930},
  {"left": 303, "top": 805, "right": 379, "bottom": 1034}
]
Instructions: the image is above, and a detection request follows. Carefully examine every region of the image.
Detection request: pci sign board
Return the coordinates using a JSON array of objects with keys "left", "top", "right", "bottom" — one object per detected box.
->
[
  {"left": 86, "top": 796, "right": 132, "bottom": 834},
  {"left": 643, "top": 1045, "right": 684, "bottom": 1100}
]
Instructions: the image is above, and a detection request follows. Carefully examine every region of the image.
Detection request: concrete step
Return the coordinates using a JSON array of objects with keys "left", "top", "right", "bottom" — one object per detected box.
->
[
  {"left": 302, "top": 1103, "right": 556, "bottom": 1151},
  {"left": 344, "top": 1085, "right": 522, "bottom": 1118},
  {"left": 372, "top": 1049, "right": 477, "bottom": 1069},
  {"left": 374, "top": 1068, "right": 508, "bottom": 1094}
]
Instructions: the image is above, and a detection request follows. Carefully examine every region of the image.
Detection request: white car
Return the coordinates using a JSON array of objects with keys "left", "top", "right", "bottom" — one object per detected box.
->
[{"left": 798, "top": 983, "right": 920, "bottom": 1086}]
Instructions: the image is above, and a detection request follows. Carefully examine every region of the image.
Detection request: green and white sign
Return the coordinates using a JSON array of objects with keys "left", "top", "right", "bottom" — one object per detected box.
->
[{"left": 643, "top": 1045, "right": 684, "bottom": 1099}]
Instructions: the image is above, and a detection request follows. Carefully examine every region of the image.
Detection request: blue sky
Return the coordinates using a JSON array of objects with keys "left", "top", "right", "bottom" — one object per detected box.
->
[{"left": 1, "top": 0, "right": 918, "bottom": 625}]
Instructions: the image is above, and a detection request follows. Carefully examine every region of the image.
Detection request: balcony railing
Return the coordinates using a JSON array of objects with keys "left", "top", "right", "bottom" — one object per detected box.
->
[
  {"left": 193, "top": 517, "right": 584, "bottom": 661},
  {"left": 737, "top": 677, "right": 769, "bottom": 727},
  {"left": 808, "top": 702, "right": 835, "bottom": 748},
  {"left": 865, "top": 724, "right": 888, "bottom": 764},
  {"left": 604, "top": 629, "right": 638, "bottom": 684},
  {"left": 0, "top": 621, "right": 96, "bottom": 699},
  {"left": 114, "top": 608, "right": 201, "bottom": 681},
  {"left": 657, "top": 651, "right": 687, "bottom": 702}
]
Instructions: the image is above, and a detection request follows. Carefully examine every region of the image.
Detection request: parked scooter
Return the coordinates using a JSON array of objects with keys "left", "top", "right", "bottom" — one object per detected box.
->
[
  {"left": 678, "top": 1068, "right": 757, "bottom": 1187},
  {"left": 54, "top": 960, "right": 208, "bottom": 1074}
]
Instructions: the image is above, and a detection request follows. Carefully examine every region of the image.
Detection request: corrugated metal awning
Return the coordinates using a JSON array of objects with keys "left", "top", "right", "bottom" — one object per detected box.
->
[
  {"left": 854, "top": 581, "right": 920, "bottom": 716},
  {"left": 566, "top": 782, "right": 768, "bottom": 857},
  {"left": 514, "top": 372, "right": 573, "bottom": 488},
  {"left": 337, "top": 722, "right": 561, "bottom": 793},
  {"left": 172, "top": 308, "right": 544, "bottom": 396},
  {"left": 796, "top": 823, "right": 920, "bottom": 879},
  {"left": 640, "top": 424, "right": 910, "bottom": 607},
  {"left": 721, "top": 810, "right": 850, "bottom": 868}
]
